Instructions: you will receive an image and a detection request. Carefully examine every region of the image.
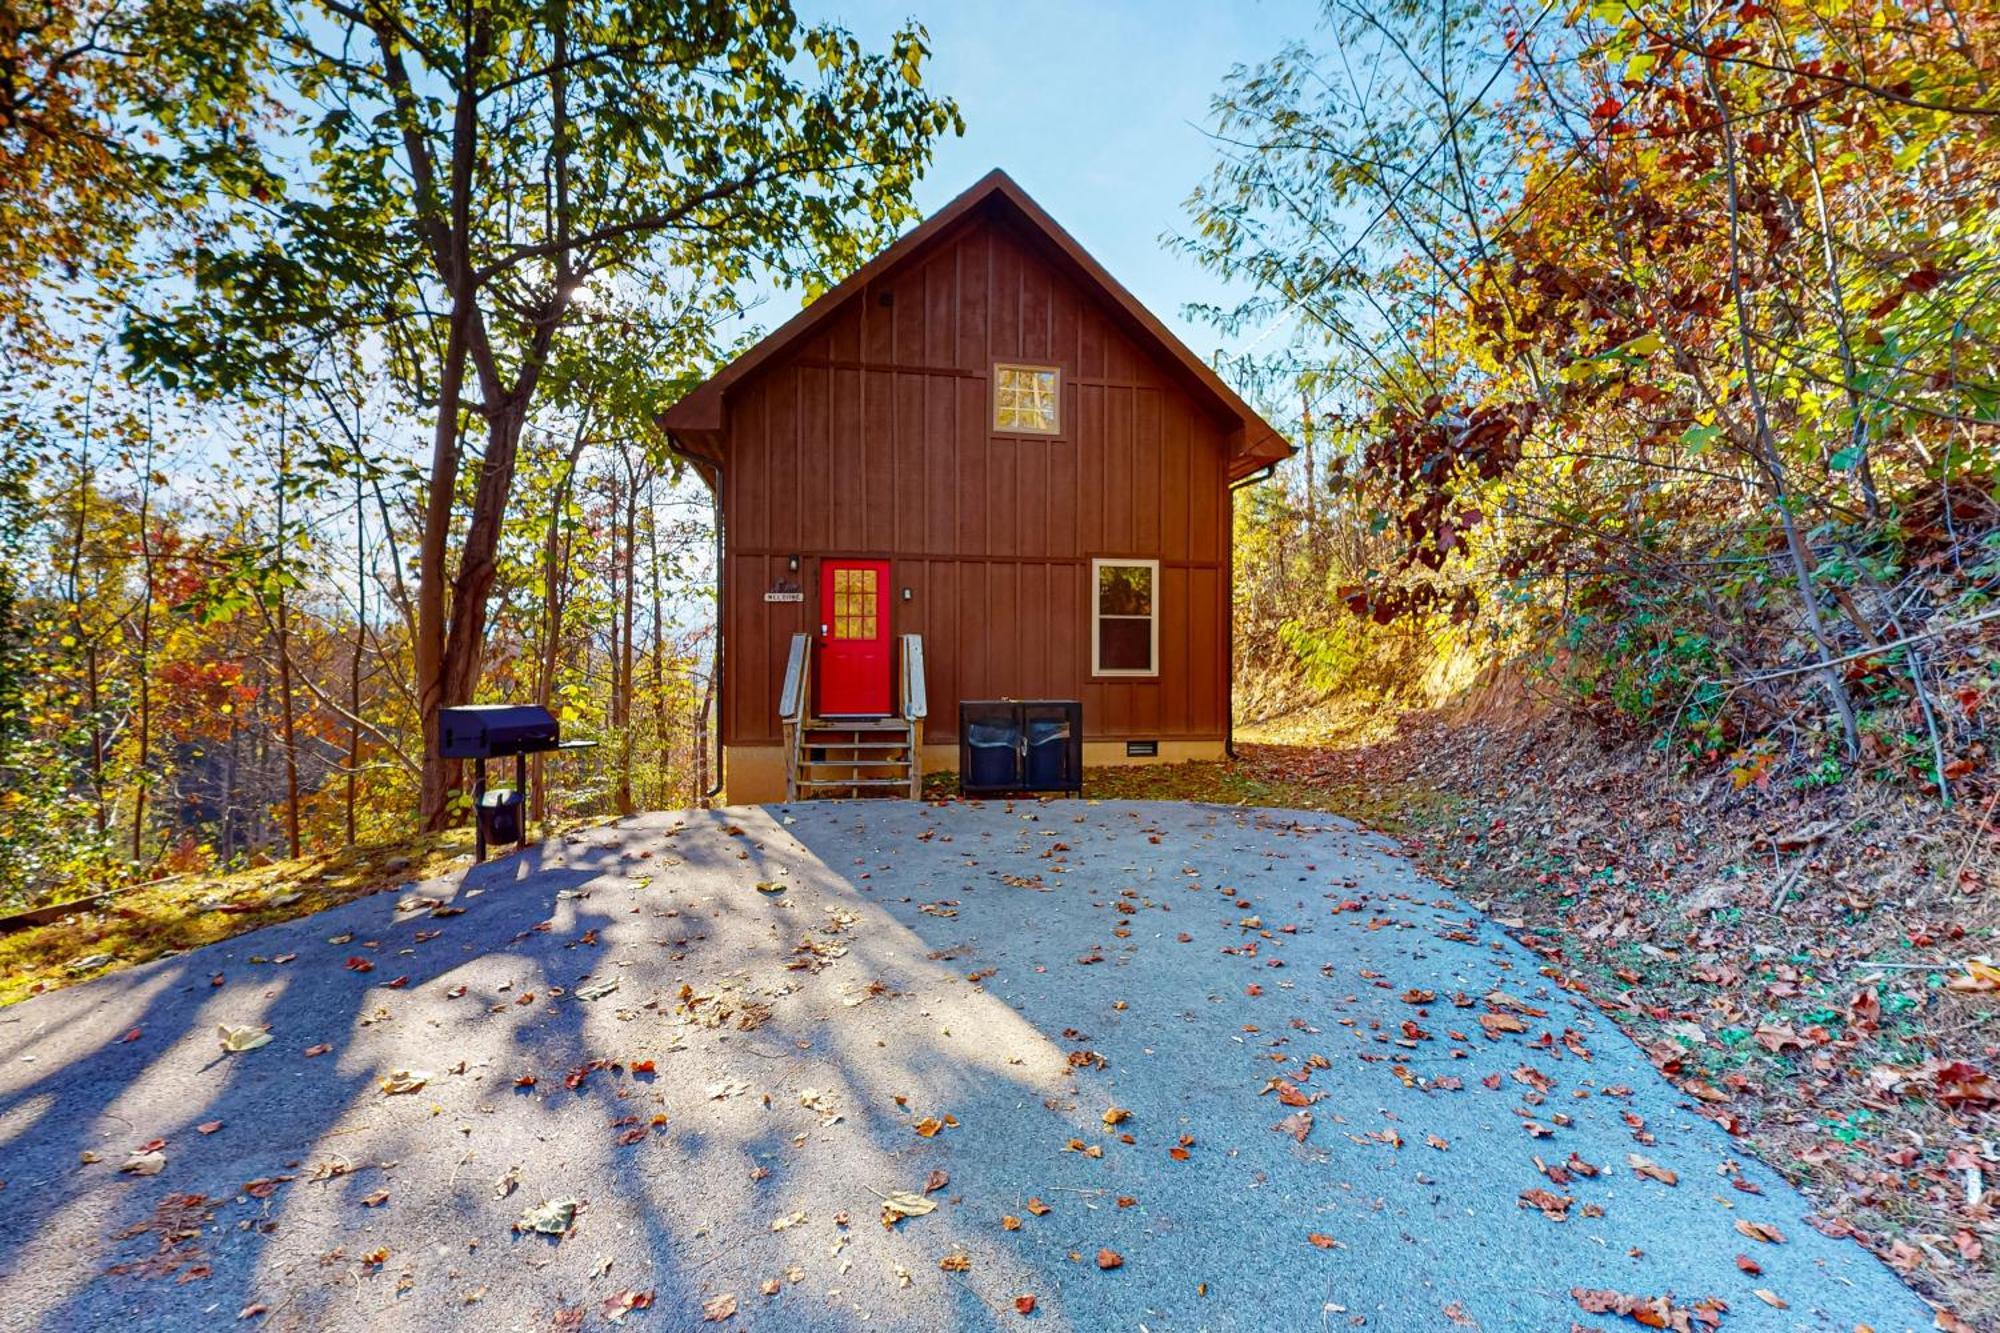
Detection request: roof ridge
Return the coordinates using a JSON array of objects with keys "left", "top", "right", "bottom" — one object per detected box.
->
[{"left": 659, "top": 167, "right": 1290, "bottom": 481}]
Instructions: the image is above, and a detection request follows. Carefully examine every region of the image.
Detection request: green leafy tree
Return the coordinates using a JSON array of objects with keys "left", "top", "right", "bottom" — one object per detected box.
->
[{"left": 128, "top": 0, "right": 961, "bottom": 825}]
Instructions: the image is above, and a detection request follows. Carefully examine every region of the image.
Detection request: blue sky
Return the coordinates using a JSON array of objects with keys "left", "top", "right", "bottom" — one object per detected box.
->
[{"left": 800, "top": 0, "right": 1326, "bottom": 367}]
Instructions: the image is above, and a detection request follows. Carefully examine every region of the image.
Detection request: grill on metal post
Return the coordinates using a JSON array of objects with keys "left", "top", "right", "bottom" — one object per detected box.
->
[{"left": 437, "top": 705, "right": 595, "bottom": 861}]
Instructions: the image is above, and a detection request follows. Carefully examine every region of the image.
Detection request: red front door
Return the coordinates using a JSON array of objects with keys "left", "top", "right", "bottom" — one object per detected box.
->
[{"left": 816, "top": 559, "right": 892, "bottom": 716}]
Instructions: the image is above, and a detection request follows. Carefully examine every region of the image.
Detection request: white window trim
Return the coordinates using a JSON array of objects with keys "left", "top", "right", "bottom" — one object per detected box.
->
[
  {"left": 1090, "top": 558, "right": 1160, "bottom": 678},
  {"left": 993, "top": 362, "right": 1062, "bottom": 435}
]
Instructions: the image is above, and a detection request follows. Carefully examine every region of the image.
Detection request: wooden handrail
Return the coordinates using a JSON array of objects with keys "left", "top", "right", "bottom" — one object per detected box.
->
[
  {"left": 899, "top": 634, "right": 927, "bottom": 720},
  {"left": 779, "top": 633, "right": 811, "bottom": 723}
]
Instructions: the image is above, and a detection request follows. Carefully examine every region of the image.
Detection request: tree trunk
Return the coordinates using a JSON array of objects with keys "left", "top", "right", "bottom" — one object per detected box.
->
[
  {"left": 414, "top": 301, "right": 475, "bottom": 830},
  {"left": 131, "top": 411, "right": 157, "bottom": 866},
  {"left": 1703, "top": 56, "right": 1860, "bottom": 759},
  {"left": 646, "top": 475, "right": 670, "bottom": 807},
  {"left": 347, "top": 459, "right": 364, "bottom": 846},
  {"left": 614, "top": 464, "right": 638, "bottom": 816},
  {"left": 274, "top": 414, "right": 302, "bottom": 861},
  {"left": 535, "top": 414, "right": 591, "bottom": 825}
]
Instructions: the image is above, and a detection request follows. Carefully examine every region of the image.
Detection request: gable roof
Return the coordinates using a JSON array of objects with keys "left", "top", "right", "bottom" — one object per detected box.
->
[{"left": 658, "top": 168, "right": 1291, "bottom": 482}]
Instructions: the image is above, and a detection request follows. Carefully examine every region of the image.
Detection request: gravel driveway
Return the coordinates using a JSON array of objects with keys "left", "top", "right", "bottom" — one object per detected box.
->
[{"left": 0, "top": 800, "right": 1933, "bottom": 1331}]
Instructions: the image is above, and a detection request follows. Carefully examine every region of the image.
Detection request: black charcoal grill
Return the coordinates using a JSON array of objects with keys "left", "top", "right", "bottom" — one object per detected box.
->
[{"left": 437, "top": 704, "right": 594, "bottom": 860}]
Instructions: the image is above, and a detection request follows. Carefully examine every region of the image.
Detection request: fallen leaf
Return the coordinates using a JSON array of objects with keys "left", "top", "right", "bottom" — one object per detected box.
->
[
  {"left": 380, "top": 1069, "right": 429, "bottom": 1095},
  {"left": 1735, "top": 1219, "right": 1785, "bottom": 1244},
  {"left": 1026, "top": 1197, "right": 1051, "bottom": 1216},
  {"left": 1014, "top": 1294, "right": 1036, "bottom": 1315},
  {"left": 1627, "top": 1153, "right": 1678, "bottom": 1186},
  {"left": 702, "top": 1292, "right": 737, "bottom": 1321},
  {"left": 516, "top": 1197, "right": 580, "bottom": 1236},
  {"left": 1307, "top": 1232, "right": 1340, "bottom": 1249},
  {"left": 601, "top": 1289, "right": 654, "bottom": 1323},
  {"left": 1682, "top": 1078, "right": 1730, "bottom": 1104},
  {"left": 879, "top": 1192, "right": 936, "bottom": 1226},
  {"left": 1095, "top": 1248, "right": 1123, "bottom": 1270},
  {"left": 120, "top": 1150, "right": 166, "bottom": 1176},
  {"left": 197, "top": 1121, "right": 223, "bottom": 1135},
  {"left": 217, "top": 1025, "right": 271, "bottom": 1054},
  {"left": 938, "top": 1251, "right": 971, "bottom": 1273},
  {"left": 1519, "top": 1187, "right": 1573, "bottom": 1221}
]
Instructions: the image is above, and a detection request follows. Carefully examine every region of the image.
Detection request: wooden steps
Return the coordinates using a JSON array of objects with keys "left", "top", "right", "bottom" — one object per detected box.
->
[
  {"left": 779, "top": 634, "right": 928, "bottom": 802},
  {"left": 789, "top": 718, "right": 919, "bottom": 799}
]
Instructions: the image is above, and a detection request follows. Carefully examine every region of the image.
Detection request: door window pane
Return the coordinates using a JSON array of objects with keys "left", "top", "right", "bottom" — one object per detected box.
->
[{"left": 831, "top": 567, "right": 879, "bottom": 640}]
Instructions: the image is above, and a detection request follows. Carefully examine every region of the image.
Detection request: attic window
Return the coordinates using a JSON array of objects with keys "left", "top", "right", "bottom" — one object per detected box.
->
[{"left": 993, "top": 363, "right": 1060, "bottom": 435}]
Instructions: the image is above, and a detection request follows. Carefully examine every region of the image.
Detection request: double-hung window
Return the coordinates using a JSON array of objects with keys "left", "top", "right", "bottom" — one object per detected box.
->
[{"left": 1091, "top": 559, "right": 1158, "bottom": 677}]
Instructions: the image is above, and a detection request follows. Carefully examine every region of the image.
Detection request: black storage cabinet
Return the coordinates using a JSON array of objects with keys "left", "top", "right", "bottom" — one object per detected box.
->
[{"left": 957, "top": 700, "right": 1082, "bottom": 796}]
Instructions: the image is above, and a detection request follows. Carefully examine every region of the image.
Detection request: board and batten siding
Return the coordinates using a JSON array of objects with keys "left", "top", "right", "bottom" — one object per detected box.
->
[{"left": 720, "top": 209, "right": 1234, "bottom": 749}]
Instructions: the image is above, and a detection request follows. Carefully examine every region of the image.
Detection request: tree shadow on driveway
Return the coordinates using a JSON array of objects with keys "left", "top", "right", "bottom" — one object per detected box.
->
[{"left": 0, "top": 800, "right": 1936, "bottom": 1332}]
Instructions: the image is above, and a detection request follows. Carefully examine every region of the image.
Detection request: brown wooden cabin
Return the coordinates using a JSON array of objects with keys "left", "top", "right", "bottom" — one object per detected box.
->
[{"left": 660, "top": 169, "right": 1290, "bottom": 804}]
